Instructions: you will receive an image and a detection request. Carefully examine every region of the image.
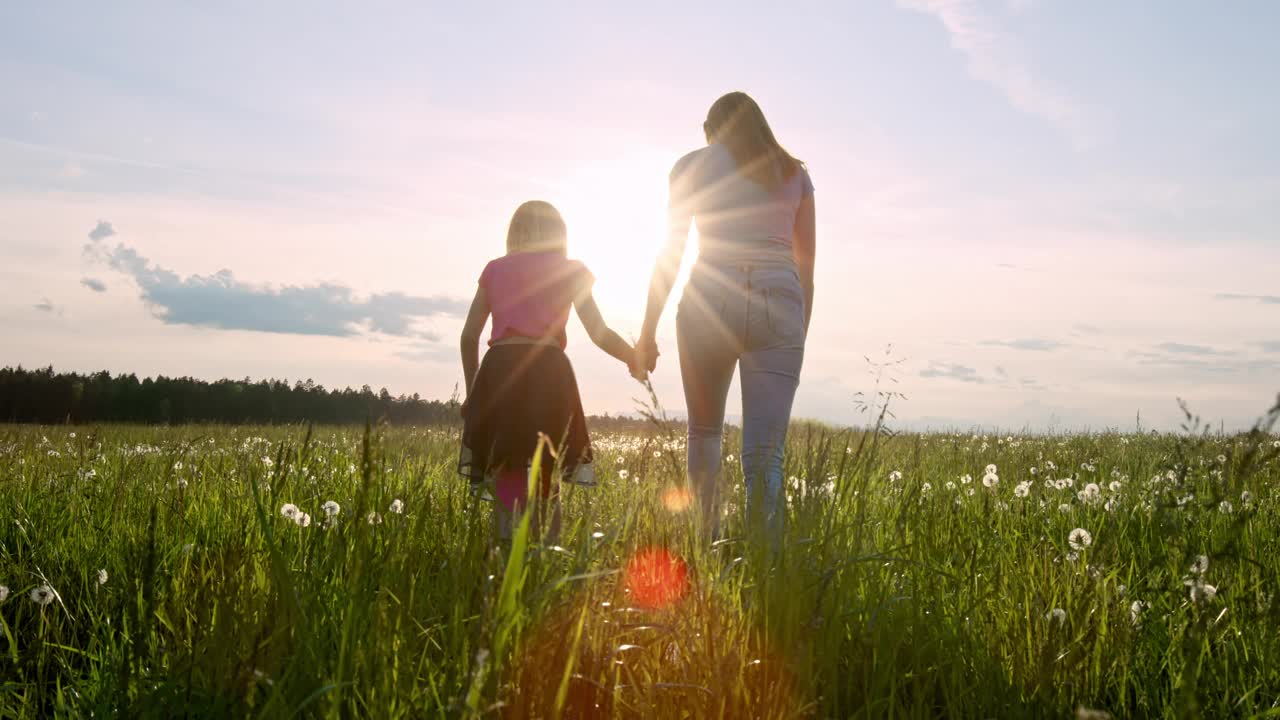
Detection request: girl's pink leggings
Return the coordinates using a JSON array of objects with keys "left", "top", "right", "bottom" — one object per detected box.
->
[{"left": 495, "top": 467, "right": 554, "bottom": 511}]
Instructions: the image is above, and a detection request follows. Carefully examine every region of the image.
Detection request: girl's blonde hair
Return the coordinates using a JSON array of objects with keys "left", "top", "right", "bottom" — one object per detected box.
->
[
  {"left": 506, "top": 200, "right": 567, "bottom": 255},
  {"left": 703, "top": 91, "right": 802, "bottom": 192}
]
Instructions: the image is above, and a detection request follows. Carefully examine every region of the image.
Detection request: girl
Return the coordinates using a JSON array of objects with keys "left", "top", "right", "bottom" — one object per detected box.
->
[{"left": 458, "top": 200, "right": 636, "bottom": 539}]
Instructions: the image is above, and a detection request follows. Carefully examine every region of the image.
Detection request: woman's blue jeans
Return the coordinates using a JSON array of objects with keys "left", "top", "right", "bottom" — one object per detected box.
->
[{"left": 676, "top": 262, "right": 806, "bottom": 538}]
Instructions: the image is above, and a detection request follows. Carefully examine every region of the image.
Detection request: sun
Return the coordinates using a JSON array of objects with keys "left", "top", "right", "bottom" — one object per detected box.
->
[{"left": 554, "top": 146, "right": 696, "bottom": 331}]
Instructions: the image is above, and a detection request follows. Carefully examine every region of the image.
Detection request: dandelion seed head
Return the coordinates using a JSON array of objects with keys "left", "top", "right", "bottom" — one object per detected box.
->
[
  {"left": 1045, "top": 607, "right": 1066, "bottom": 624},
  {"left": 982, "top": 472, "right": 999, "bottom": 488},
  {"left": 30, "top": 584, "right": 55, "bottom": 606},
  {"left": 367, "top": 512, "right": 383, "bottom": 525},
  {"left": 1130, "top": 600, "right": 1149, "bottom": 624},
  {"left": 97, "top": 569, "right": 108, "bottom": 586},
  {"left": 322, "top": 500, "right": 341, "bottom": 517},
  {"left": 1068, "top": 528, "right": 1093, "bottom": 551},
  {"left": 888, "top": 470, "right": 903, "bottom": 482},
  {"left": 985, "top": 464, "right": 997, "bottom": 476},
  {"left": 389, "top": 498, "right": 404, "bottom": 514},
  {"left": 0, "top": 585, "right": 8, "bottom": 603},
  {"left": 295, "top": 512, "right": 311, "bottom": 528},
  {"left": 1190, "top": 582, "right": 1217, "bottom": 604},
  {"left": 1190, "top": 555, "right": 1209, "bottom": 575},
  {"left": 618, "top": 469, "right": 630, "bottom": 480},
  {"left": 1014, "top": 481, "right": 1031, "bottom": 498},
  {"left": 1219, "top": 500, "right": 1233, "bottom": 514},
  {"left": 279, "top": 503, "right": 299, "bottom": 520}
]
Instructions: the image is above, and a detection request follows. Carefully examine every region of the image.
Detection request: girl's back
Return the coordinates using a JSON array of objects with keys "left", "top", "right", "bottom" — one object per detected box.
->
[{"left": 480, "top": 251, "right": 593, "bottom": 349}]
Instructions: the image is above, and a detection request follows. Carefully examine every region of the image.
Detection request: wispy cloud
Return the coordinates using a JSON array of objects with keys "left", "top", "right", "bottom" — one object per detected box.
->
[
  {"left": 1214, "top": 292, "right": 1280, "bottom": 305},
  {"left": 980, "top": 337, "right": 1067, "bottom": 352},
  {"left": 920, "top": 361, "right": 987, "bottom": 384},
  {"left": 80, "top": 277, "right": 107, "bottom": 293},
  {"left": 88, "top": 221, "right": 115, "bottom": 242},
  {"left": 33, "top": 298, "right": 61, "bottom": 314},
  {"left": 896, "top": 0, "right": 1097, "bottom": 145},
  {"left": 1254, "top": 341, "right": 1280, "bottom": 353},
  {"left": 91, "top": 225, "right": 466, "bottom": 338},
  {"left": 1154, "top": 342, "right": 1233, "bottom": 357}
]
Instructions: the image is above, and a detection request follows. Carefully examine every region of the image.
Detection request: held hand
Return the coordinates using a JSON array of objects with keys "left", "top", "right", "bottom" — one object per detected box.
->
[
  {"left": 635, "top": 335, "right": 660, "bottom": 374},
  {"left": 626, "top": 345, "right": 649, "bottom": 382}
]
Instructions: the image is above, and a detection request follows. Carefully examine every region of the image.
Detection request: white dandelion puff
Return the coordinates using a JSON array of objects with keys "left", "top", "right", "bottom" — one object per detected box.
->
[
  {"left": 960, "top": 474, "right": 973, "bottom": 485},
  {"left": 888, "top": 470, "right": 903, "bottom": 482},
  {"left": 322, "top": 500, "right": 341, "bottom": 517},
  {"left": 725, "top": 454, "right": 735, "bottom": 463},
  {"left": 653, "top": 450, "right": 662, "bottom": 458},
  {"left": 30, "top": 584, "right": 55, "bottom": 606},
  {"left": 0, "top": 585, "right": 8, "bottom": 603},
  {"left": 1045, "top": 607, "right": 1066, "bottom": 624},
  {"left": 97, "top": 569, "right": 108, "bottom": 586},
  {"left": 1130, "top": 600, "right": 1149, "bottom": 624},
  {"left": 295, "top": 512, "right": 311, "bottom": 528},
  {"left": 982, "top": 472, "right": 999, "bottom": 488},
  {"left": 1108, "top": 480, "right": 1122, "bottom": 493},
  {"left": 945, "top": 481, "right": 956, "bottom": 491},
  {"left": 1068, "top": 528, "right": 1093, "bottom": 551},
  {"left": 921, "top": 482, "right": 932, "bottom": 494},
  {"left": 1190, "top": 582, "right": 1217, "bottom": 604},
  {"left": 618, "top": 469, "right": 630, "bottom": 481},
  {"left": 985, "top": 464, "right": 997, "bottom": 476},
  {"left": 279, "top": 503, "right": 299, "bottom": 520},
  {"left": 389, "top": 498, "right": 404, "bottom": 514},
  {"left": 1218, "top": 500, "right": 1233, "bottom": 514},
  {"left": 367, "top": 512, "right": 383, "bottom": 525},
  {"left": 1058, "top": 503, "right": 1072, "bottom": 514},
  {"left": 1190, "top": 555, "right": 1210, "bottom": 576},
  {"left": 1014, "top": 481, "right": 1031, "bottom": 498}
]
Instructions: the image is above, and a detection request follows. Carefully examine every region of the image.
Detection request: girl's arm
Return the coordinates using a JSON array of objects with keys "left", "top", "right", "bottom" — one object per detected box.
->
[
  {"left": 574, "top": 291, "right": 635, "bottom": 368},
  {"left": 793, "top": 193, "right": 816, "bottom": 334},
  {"left": 459, "top": 286, "right": 490, "bottom": 401},
  {"left": 637, "top": 164, "right": 694, "bottom": 365}
]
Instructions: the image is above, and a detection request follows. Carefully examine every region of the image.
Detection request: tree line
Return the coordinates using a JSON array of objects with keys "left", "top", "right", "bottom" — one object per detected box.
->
[
  {"left": 0, "top": 366, "right": 461, "bottom": 426},
  {"left": 0, "top": 366, "right": 657, "bottom": 431}
]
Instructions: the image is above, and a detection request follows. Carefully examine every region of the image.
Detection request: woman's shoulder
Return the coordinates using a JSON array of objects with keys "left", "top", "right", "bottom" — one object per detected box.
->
[{"left": 671, "top": 144, "right": 729, "bottom": 179}]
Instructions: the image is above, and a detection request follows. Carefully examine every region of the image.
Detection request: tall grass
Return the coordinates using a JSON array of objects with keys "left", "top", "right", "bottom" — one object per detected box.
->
[{"left": 1, "top": 398, "right": 1279, "bottom": 717}]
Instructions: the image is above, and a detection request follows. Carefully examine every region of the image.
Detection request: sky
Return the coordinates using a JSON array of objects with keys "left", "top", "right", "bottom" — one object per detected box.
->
[{"left": 2, "top": 1, "right": 1278, "bottom": 432}]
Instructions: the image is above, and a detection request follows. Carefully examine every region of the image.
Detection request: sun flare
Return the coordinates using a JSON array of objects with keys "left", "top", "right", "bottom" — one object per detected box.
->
[{"left": 554, "top": 147, "right": 696, "bottom": 330}]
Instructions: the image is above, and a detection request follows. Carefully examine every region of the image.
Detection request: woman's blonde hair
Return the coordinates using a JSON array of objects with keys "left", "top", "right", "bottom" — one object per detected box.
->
[
  {"left": 703, "top": 91, "right": 802, "bottom": 191},
  {"left": 506, "top": 200, "right": 568, "bottom": 255}
]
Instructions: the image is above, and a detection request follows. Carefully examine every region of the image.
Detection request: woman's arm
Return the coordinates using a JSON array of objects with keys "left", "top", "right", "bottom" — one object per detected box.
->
[
  {"left": 459, "top": 286, "right": 490, "bottom": 400},
  {"left": 793, "top": 193, "right": 816, "bottom": 334},
  {"left": 574, "top": 291, "right": 635, "bottom": 368},
  {"left": 637, "top": 164, "right": 694, "bottom": 368}
]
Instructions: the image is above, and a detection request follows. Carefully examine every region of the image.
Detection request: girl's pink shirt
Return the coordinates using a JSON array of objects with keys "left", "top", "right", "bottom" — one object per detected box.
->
[{"left": 479, "top": 251, "right": 594, "bottom": 349}]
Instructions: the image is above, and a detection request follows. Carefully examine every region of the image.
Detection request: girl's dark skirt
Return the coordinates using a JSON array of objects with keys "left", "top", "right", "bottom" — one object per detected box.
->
[{"left": 458, "top": 344, "right": 595, "bottom": 496}]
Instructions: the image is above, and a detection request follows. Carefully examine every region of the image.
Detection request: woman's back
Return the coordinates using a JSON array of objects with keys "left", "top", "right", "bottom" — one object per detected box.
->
[{"left": 671, "top": 143, "right": 813, "bottom": 268}]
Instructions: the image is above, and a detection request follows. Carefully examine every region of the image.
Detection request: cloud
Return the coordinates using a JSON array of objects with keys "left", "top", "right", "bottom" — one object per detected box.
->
[
  {"left": 1254, "top": 341, "right": 1280, "bottom": 353},
  {"left": 1071, "top": 323, "right": 1103, "bottom": 336},
  {"left": 1154, "top": 342, "right": 1232, "bottom": 357},
  {"left": 920, "top": 361, "right": 987, "bottom": 384},
  {"left": 980, "top": 337, "right": 1067, "bottom": 352},
  {"left": 896, "top": 0, "right": 1097, "bottom": 145},
  {"left": 1214, "top": 292, "right": 1280, "bottom": 305},
  {"left": 34, "top": 298, "right": 62, "bottom": 315},
  {"left": 98, "top": 239, "right": 466, "bottom": 338},
  {"left": 80, "top": 277, "right": 107, "bottom": 293},
  {"left": 88, "top": 221, "right": 115, "bottom": 242}
]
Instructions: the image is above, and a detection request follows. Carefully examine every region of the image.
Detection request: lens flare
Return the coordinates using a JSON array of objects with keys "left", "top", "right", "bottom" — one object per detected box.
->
[
  {"left": 625, "top": 547, "right": 689, "bottom": 609},
  {"left": 661, "top": 485, "right": 694, "bottom": 513}
]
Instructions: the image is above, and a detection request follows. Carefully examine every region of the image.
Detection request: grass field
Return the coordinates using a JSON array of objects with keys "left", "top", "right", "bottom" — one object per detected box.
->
[{"left": 2, "top": 401, "right": 1280, "bottom": 718}]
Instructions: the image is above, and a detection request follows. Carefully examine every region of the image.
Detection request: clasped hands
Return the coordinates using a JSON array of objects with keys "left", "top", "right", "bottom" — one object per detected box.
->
[{"left": 628, "top": 334, "right": 660, "bottom": 382}]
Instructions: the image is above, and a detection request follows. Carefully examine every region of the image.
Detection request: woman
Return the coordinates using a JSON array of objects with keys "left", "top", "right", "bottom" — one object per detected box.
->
[{"left": 636, "top": 91, "right": 816, "bottom": 539}]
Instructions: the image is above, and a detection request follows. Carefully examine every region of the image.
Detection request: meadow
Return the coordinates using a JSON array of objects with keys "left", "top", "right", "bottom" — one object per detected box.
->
[{"left": 2, "top": 400, "right": 1279, "bottom": 718}]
